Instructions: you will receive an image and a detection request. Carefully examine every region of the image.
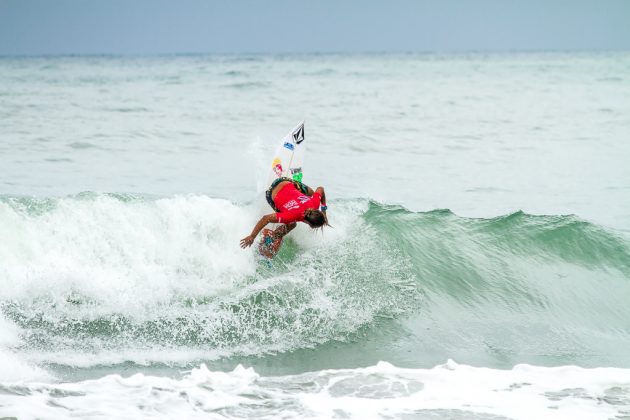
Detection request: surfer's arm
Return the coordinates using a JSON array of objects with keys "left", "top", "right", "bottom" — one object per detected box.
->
[
  {"left": 315, "top": 186, "right": 328, "bottom": 225},
  {"left": 240, "top": 214, "right": 278, "bottom": 248},
  {"left": 304, "top": 185, "right": 326, "bottom": 206},
  {"left": 316, "top": 186, "right": 326, "bottom": 206}
]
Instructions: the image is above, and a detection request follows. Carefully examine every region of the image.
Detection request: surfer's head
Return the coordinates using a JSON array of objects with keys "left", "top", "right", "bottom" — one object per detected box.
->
[{"left": 304, "top": 208, "right": 327, "bottom": 229}]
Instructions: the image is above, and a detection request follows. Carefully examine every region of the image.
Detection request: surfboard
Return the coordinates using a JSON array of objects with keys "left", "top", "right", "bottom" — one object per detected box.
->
[
  {"left": 258, "top": 228, "right": 284, "bottom": 259},
  {"left": 266, "top": 121, "right": 305, "bottom": 186},
  {"left": 258, "top": 122, "right": 305, "bottom": 258}
]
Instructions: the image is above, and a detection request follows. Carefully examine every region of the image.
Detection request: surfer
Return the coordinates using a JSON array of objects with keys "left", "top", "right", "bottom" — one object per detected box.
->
[{"left": 240, "top": 177, "right": 328, "bottom": 248}]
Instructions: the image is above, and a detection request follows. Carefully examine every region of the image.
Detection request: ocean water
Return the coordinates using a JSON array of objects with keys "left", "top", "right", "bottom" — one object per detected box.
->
[{"left": 1, "top": 52, "right": 630, "bottom": 419}]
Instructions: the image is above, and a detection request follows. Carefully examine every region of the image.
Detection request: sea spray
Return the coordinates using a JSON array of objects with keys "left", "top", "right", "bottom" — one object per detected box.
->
[{"left": 1, "top": 194, "right": 420, "bottom": 369}]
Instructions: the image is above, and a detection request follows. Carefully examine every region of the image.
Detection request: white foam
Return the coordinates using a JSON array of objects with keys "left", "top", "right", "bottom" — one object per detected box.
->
[
  {"left": 0, "top": 195, "right": 368, "bottom": 318},
  {"left": 0, "top": 195, "right": 258, "bottom": 319},
  {"left": 1, "top": 361, "right": 629, "bottom": 419},
  {"left": 0, "top": 316, "right": 51, "bottom": 383}
]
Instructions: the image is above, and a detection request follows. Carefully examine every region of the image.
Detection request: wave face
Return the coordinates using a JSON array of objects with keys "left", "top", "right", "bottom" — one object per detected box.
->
[
  {"left": 1, "top": 194, "right": 630, "bottom": 375},
  {"left": 363, "top": 203, "right": 630, "bottom": 368}
]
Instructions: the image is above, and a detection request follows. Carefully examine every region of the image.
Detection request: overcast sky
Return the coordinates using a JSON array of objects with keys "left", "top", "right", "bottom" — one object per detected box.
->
[{"left": 1, "top": 0, "right": 629, "bottom": 56}]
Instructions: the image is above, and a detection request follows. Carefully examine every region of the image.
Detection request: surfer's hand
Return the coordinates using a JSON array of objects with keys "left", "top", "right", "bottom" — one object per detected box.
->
[{"left": 240, "top": 235, "right": 255, "bottom": 248}]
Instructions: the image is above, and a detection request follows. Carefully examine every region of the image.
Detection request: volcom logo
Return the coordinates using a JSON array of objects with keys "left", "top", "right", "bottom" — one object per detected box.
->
[{"left": 293, "top": 124, "right": 304, "bottom": 144}]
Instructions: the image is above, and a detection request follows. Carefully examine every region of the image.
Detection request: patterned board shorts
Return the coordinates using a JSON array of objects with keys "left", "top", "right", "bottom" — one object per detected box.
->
[{"left": 265, "top": 177, "right": 310, "bottom": 212}]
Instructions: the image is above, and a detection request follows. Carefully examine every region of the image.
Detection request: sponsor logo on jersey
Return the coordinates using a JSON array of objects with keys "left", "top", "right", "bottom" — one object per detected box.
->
[
  {"left": 283, "top": 142, "right": 294, "bottom": 151},
  {"left": 283, "top": 199, "right": 299, "bottom": 210}
]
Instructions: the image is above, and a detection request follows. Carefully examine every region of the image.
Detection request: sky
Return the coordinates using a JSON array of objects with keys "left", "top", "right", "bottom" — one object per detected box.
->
[{"left": 1, "top": 0, "right": 629, "bottom": 56}]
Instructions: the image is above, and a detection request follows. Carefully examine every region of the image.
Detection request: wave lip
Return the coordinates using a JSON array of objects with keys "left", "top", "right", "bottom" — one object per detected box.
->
[{"left": 1, "top": 361, "right": 630, "bottom": 419}]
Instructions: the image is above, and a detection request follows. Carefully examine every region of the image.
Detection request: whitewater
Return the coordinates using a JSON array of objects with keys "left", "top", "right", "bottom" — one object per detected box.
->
[{"left": 1, "top": 52, "right": 630, "bottom": 419}]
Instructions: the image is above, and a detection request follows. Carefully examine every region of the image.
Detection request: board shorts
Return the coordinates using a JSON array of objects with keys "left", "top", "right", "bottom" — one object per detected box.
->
[{"left": 265, "top": 177, "right": 310, "bottom": 213}]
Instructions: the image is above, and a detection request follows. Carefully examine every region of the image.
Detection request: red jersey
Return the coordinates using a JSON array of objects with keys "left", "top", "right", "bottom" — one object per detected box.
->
[{"left": 273, "top": 183, "right": 321, "bottom": 224}]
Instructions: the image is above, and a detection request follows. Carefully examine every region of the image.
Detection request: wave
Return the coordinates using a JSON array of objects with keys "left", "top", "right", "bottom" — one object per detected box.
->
[
  {"left": 1, "top": 194, "right": 629, "bottom": 373},
  {"left": 0, "top": 194, "right": 418, "bottom": 372},
  {"left": 1, "top": 361, "right": 629, "bottom": 419}
]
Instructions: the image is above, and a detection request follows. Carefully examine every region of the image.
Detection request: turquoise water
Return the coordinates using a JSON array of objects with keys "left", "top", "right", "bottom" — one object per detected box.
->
[{"left": 1, "top": 52, "right": 630, "bottom": 419}]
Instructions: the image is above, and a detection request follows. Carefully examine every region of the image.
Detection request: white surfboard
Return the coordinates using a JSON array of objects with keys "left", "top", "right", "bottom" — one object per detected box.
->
[{"left": 266, "top": 121, "right": 305, "bottom": 187}]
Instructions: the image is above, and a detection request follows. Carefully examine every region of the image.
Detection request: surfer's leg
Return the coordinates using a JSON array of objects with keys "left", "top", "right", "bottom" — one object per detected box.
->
[{"left": 273, "top": 223, "right": 296, "bottom": 239}]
